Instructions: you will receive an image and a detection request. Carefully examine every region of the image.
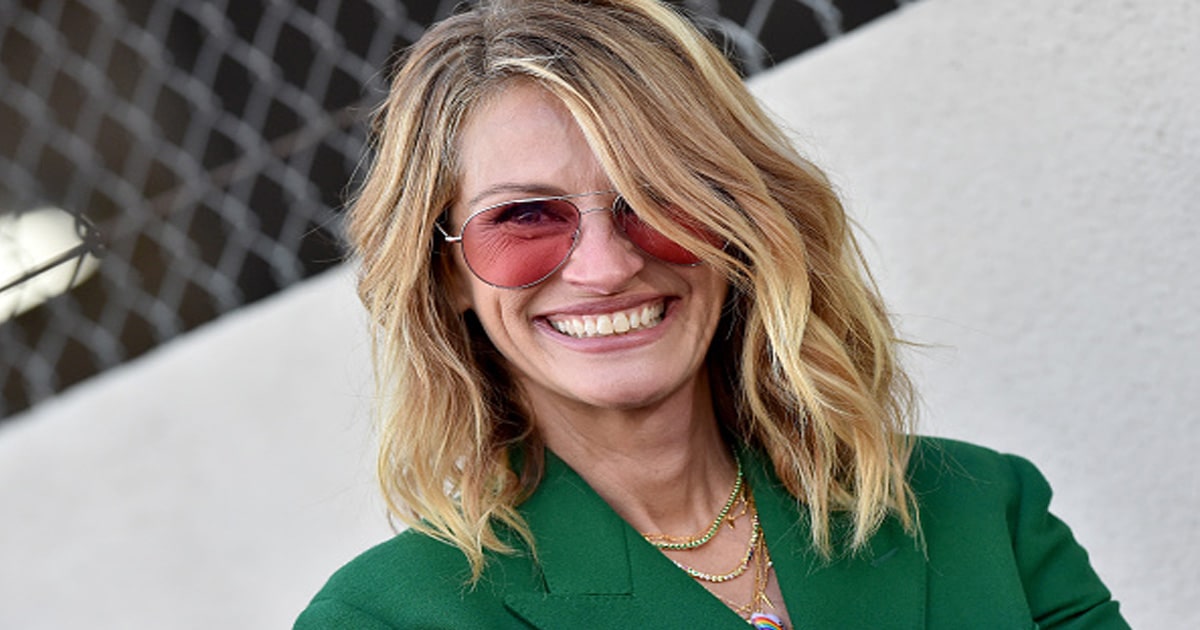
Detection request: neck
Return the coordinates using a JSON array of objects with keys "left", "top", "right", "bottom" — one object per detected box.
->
[{"left": 527, "top": 376, "right": 738, "bottom": 536}]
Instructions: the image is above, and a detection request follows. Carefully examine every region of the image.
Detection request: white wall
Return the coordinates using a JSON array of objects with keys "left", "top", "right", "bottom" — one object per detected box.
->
[
  {"left": 751, "top": 0, "right": 1199, "bottom": 626},
  {"left": 0, "top": 268, "right": 389, "bottom": 629},
  {"left": 2, "top": 0, "right": 1195, "bottom": 627}
]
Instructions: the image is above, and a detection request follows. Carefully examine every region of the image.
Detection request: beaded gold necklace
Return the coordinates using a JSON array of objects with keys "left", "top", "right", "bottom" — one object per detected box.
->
[
  {"left": 638, "top": 454, "right": 787, "bottom": 628},
  {"left": 668, "top": 508, "right": 759, "bottom": 580}
]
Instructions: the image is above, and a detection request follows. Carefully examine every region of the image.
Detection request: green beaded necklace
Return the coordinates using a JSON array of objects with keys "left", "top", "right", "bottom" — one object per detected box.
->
[{"left": 641, "top": 453, "right": 744, "bottom": 551}]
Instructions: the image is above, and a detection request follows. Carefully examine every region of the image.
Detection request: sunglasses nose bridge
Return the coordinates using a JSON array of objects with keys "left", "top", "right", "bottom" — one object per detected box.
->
[
  {"left": 576, "top": 189, "right": 620, "bottom": 213},
  {"left": 574, "top": 203, "right": 626, "bottom": 240},
  {"left": 578, "top": 205, "right": 612, "bottom": 218},
  {"left": 566, "top": 201, "right": 648, "bottom": 273}
]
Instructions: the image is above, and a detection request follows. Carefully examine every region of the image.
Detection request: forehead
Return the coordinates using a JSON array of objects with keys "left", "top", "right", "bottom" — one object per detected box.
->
[{"left": 454, "top": 82, "right": 607, "bottom": 213}]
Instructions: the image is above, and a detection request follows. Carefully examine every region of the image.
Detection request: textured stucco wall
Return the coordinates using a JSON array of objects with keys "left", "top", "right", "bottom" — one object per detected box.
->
[
  {"left": 751, "top": 1, "right": 1199, "bottom": 626},
  {"left": 1, "top": 0, "right": 1195, "bottom": 628},
  {"left": 0, "top": 268, "right": 386, "bottom": 628}
]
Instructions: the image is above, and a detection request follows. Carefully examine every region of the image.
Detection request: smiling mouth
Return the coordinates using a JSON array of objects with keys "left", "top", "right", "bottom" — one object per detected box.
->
[{"left": 547, "top": 301, "right": 666, "bottom": 339}]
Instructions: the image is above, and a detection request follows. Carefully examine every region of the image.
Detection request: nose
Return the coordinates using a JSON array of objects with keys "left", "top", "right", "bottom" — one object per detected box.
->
[{"left": 557, "top": 205, "right": 646, "bottom": 292}]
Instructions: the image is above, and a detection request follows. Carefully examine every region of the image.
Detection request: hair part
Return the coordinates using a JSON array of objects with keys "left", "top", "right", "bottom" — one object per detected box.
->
[{"left": 349, "top": 0, "right": 918, "bottom": 581}]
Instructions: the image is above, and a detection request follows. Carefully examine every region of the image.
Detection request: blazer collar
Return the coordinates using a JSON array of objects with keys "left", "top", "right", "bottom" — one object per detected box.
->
[
  {"left": 745, "top": 449, "right": 927, "bottom": 628},
  {"left": 503, "top": 448, "right": 927, "bottom": 629}
]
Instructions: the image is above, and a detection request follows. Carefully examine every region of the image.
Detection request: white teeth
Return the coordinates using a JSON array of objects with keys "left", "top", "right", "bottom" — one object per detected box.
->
[
  {"left": 612, "top": 312, "right": 630, "bottom": 333},
  {"left": 549, "top": 302, "right": 665, "bottom": 339}
]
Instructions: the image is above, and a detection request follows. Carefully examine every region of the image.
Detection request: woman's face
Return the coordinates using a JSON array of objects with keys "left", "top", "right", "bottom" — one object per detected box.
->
[{"left": 447, "top": 83, "right": 728, "bottom": 418}]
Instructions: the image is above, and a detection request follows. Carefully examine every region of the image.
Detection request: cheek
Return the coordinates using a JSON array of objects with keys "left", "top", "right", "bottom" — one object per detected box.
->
[
  {"left": 456, "top": 278, "right": 528, "bottom": 345},
  {"left": 696, "top": 274, "right": 731, "bottom": 345},
  {"left": 691, "top": 267, "right": 730, "bottom": 315},
  {"left": 711, "top": 274, "right": 730, "bottom": 305}
]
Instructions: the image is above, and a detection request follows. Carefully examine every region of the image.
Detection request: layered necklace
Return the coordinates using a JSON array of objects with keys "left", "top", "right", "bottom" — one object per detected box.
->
[{"left": 640, "top": 456, "right": 787, "bottom": 629}]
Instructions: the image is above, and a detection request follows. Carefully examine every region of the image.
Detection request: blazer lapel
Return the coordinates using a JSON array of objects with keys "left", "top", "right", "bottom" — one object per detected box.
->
[
  {"left": 747, "top": 450, "right": 928, "bottom": 629},
  {"left": 503, "top": 451, "right": 752, "bottom": 629},
  {"left": 504, "top": 448, "right": 928, "bottom": 629}
]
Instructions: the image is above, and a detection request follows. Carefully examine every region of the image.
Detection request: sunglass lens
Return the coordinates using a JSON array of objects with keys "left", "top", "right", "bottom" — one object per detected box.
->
[
  {"left": 461, "top": 199, "right": 580, "bottom": 287},
  {"left": 613, "top": 198, "right": 705, "bottom": 265}
]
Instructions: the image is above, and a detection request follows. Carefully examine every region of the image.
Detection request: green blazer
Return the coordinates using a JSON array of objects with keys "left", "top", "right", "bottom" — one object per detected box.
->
[{"left": 295, "top": 438, "right": 1127, "bottom": 628}]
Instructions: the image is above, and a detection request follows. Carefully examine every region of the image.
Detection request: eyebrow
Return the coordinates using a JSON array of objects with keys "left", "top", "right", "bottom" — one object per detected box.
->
[{"left": 464, "top": 183, "right": 567, "bottom": 209}]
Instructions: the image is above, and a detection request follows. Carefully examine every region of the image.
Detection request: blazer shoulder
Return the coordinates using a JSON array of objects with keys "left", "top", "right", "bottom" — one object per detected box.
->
[
  {"left": 904, "top": 436, "right": 1054, "bottom": 566},
  {"left": 906, "top": 436, "right": 1129, "bottom": 629},
  {"left": 295, "top": 529, "right": 539, "bottom": 629},
  {"left": 908, "top": 435, "right": 1042, "bottom": 497},
  {"left": 324, "top": 529, "right": 476, "bottom": 592}
]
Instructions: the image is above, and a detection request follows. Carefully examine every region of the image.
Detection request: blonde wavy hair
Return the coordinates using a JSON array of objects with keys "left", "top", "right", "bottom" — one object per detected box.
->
[{"left": 349, "top": 0, "right": 918, "bottom": 579}]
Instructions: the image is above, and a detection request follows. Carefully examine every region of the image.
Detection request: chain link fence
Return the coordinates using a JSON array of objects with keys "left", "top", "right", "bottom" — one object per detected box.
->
[{"left": 0, "top": 0, "right": 911, "bottom": 419}]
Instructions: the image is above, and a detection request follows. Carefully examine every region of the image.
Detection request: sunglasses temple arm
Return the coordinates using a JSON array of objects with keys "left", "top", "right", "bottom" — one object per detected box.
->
[{"left": 433, "top": 223, "right": 463, "bottom": 243}]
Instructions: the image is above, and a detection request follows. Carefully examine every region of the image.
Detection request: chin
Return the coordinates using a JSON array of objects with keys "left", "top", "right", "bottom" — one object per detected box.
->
[{"left": 569, "top": 380, "right": 683, "bottom": 411}]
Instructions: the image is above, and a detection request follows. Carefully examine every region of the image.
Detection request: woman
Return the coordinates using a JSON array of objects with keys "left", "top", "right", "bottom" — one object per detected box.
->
[{"left": 296, "top": 1, "right": 1127, "bottom": 627}]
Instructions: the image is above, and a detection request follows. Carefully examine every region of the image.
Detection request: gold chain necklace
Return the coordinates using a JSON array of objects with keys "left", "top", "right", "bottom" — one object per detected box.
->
[
  {"left": 716, "top": 525, "right": 774, "bottom": 618},
  {"left": 638, "top": 454, "right": 782, "bottom": 625},
  {"left": 641, "top": 455, "right": 744, "bottom": 550},
  {"left": 667, "top": 509, "right": 761, "bottom": 582}
]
